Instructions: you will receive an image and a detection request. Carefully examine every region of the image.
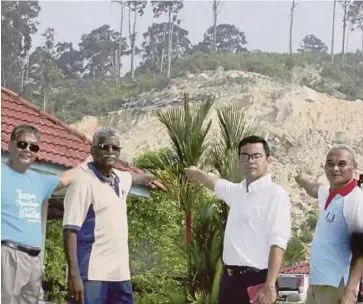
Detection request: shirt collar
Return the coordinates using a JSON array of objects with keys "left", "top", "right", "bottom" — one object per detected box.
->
[
  {"left": 329, "top": 179, "right": 357, "bottom": 197},
  {"left": 324, "top": 179, "right": 358, "bottom": 210},
  {"left": 242, "top": 174, "right": 272, "bottom": 192},
  {"left": 88, "top": 162, "right": 118, "bottom": 185}
]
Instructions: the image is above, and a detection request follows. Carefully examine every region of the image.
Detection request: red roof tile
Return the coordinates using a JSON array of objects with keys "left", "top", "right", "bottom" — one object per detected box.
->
[
  {"left": 1, "top": 87, "right": 163, "bottom": 190},
  {"left": 281, "top": 263, "right": 310, "bottom": 275}
]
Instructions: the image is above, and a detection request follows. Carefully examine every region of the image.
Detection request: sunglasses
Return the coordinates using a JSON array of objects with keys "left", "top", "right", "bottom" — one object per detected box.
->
[
  {"left": 96, "top": 144, "right": 121, "bottom": 152},
  {"left": 16, "top": 141, "right": 40, "bottom": 153}
]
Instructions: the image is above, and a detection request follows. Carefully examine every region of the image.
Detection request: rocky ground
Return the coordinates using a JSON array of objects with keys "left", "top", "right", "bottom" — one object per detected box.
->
[{"left": 72, "top": 68, "right": 363, "bottom": 229}]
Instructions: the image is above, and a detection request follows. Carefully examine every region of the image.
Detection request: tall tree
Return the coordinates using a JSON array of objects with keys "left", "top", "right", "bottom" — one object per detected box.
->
[
  {"left": 340, "top": 0, "right": 351, "bottom": 62},
  {"left": 54, "top": 42, "right": 82, "bottom": 78},
  {"left": 289, "top": 0, "right": 297, "bottom": 55},
  {"left": 78, "top": 24, "right": 128, "bottom": 79},
  {"left": 331, "top": 0, "right": 337, "bottom": 62},
  {"left": 141, "top": 22, "right": 191, "bottom": 70},
  {"left": 113, "top": 0, "right": 127, "bottom": 84},
  {"left": 348, "top": 0, "right": 363, "bottom": 51},
  {"left": 1, "top": 1, "right": 41, "bottom": 91},
  {"left": 209, "top": 0, "right": 225, "bottom": 51},
  {"left": 28, "top": 28, "right": 64, "bottom": 112},
  {"left": 152, "top": 1, "right": 184, "bottom": 79},
  {"left": 298, "top": 34, "right": 328, "bottom": 53},
  {"left": 126, "top": 1, "right": 147, "bottom": 79},
  {"left": 201, "top": 24, "right": 248, "bottom": 53}
]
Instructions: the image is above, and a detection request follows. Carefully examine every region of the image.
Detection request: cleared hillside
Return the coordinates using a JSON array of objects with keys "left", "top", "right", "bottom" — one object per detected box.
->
[{"left": 72, "top": 65, "right": 363, "bottom": 229}]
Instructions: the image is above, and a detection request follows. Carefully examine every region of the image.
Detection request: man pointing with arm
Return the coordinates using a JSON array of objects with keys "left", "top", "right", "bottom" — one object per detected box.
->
[
  {"left": 295, "top": 146, "right": 363, "bottom": 304},
  {"left": 185, "top": 135, "right": 291, "bottom": 304},
  {"left": 63, "top": 128, "right": 155, "bottom": 304},
  {"left": 1, "top": 124, "right": 89, "bottom": 304}
]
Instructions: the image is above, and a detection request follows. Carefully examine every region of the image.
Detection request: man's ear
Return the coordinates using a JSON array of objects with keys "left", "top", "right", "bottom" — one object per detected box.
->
[
  {"left": 8, "top": 140, "right": 15, "bottom": 151},
  {"left": 353, "top": 160, "right": 358, "bottom": 169}
]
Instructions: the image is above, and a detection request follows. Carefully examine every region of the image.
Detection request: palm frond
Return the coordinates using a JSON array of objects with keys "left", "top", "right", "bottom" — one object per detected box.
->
[
  {"left": 209, "top": 104, "right": 265, "bottom": 181},
  {"left": 157, "top": 93, "right": 214, "bottom": 169}
]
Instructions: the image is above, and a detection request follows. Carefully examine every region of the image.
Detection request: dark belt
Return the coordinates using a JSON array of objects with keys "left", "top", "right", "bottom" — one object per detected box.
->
[
  {"left": 1, "top": 240, "right": 41, "bottom": 257},
  {"left": 224, "top": 265, "right": 267, "bottom": 276}
]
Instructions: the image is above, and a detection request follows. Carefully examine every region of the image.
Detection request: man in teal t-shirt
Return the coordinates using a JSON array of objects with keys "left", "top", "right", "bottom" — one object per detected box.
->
[{"left": 1, "top": 124, "right": 87, "bottom": 304}]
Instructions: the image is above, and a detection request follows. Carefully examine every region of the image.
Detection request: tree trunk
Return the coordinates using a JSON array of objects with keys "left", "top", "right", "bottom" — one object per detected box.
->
[
  {"left": 160, "top": 23, "right": 167, "bottom": 75},
  {"left": 43, "top": 88, "right": 47, "bottom": 111},
  {"left": 117, "top": 3, "right": 124, "bottom": 84},
  {"left": 362, "top": 29, "right": 363, "bottom": 53},
  {"left": 131, "top": 9, "right": 137, "bottom": 79},
  {"left": 341, "top": 1, "right": 348, "bottom": 63},
  {"left": 167, "top": 5, "right": 173, "bottom": 79},
  {"left": 289, "top": 0, "right": 296, "bottom": 55},
  {"left": 213, "top": 0, "right": 218, "bottom": 51},
  {"left": 345, "top": 23, "right": 350, "bottom": 63},
  {"left": 186, "top": 211, "right": 192, "bottom": 246},
  {"left": 331, "top": 0, "right": 337, "bottom": 62}
]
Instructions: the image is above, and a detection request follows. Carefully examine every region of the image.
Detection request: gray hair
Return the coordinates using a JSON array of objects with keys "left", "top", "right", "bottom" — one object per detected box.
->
[
  {"left": 92, "top": 127, "right": 120, "bottom": 146},
  {"left": 10, "top": 124, "right": 41, "bottom": 142},
  {"left": 328, "top": 145, "right": 357, "bottom": 164}
]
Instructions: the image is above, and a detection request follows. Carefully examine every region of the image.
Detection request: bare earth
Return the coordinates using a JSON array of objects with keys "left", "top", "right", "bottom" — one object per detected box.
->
[{"left": 72, "top": 69, "right": 363, "bottom": 229}]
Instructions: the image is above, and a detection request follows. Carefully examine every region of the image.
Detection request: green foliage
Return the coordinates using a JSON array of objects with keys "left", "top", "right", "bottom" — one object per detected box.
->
[
  {"left": 283, "top": 212, "right": 318, "bottom": 266},
  {"left": 43, "top": 220, "right": 67, "bottom": 303},
  {"left": 188, "top": 197, "right": 223, "bottom": 303},
  {"left": 298, "top": 34, "right": 328, "bottom": 54},
  {"left": 128, "top": 191, "right": 185, "bottom": 276},
  {"left": 133, "top": 274, "right": 186, "bottom": 304},
  {"left": 283, "top": 236, "right": 307, "bottom": 267}
]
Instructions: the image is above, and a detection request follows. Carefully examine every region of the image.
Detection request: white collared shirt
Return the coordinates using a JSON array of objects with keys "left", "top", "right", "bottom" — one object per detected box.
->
[{"left": 214, "top": 174, "right": 292, "bottom": 269}]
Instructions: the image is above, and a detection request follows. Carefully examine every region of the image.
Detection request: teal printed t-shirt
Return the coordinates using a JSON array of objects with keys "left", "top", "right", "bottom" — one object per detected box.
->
[{"left": 1, "top": 162, "right": 59, "bottom": 248}]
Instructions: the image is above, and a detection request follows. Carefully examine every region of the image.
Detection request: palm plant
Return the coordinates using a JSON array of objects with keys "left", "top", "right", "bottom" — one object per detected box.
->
[
  {"left": 136, "top": 100, "right": 264, "bottom": 303},
  {"left": 136, "top": 93, "right": 214, "bottom": 299}
]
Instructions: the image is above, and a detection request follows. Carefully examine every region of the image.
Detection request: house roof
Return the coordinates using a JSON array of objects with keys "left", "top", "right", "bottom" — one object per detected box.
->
[
  {"left": 1, "top": 86, "right": 163, "bottom": 190},
  {"left": 281, "top": 263, "right": 309, "bottom": 275}
]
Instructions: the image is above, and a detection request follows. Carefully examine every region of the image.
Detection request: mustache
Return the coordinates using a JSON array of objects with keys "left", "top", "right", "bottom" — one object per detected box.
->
[{"left": 102, "top": 155, "right": 116, "bottom": 159}]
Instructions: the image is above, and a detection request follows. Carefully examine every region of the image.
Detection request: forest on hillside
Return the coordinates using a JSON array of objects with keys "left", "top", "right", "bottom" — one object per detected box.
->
[
  {"left": 1, "top": 0, "right": 363, "bottom": 124},
  {"left": 2, "top": 2, "right": 363, "bottom": 303}
]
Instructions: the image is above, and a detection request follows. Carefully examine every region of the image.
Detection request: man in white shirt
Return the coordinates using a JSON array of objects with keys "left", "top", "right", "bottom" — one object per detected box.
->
[
  {"left": 295, "top": 146, "right": 363, "bottom": 304},
  {"left": 63, "top": 128, "right": 156, "bottom": 304},
  {"left": 185, "top": 135, "right": 291, "bottom": 304}
]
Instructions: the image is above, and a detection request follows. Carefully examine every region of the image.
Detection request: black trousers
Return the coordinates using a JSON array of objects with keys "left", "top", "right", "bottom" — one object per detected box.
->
[{"left": 218, "top": 266, "right": 268, "bottom": 304}]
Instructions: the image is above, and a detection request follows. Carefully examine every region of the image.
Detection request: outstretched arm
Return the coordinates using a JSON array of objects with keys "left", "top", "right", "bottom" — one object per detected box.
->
[
  {"left": 56, "top": 155, "right": 92, "bottom": 192},
  {"left": 294, "top": 172, "right": 323, "bottom": 199},
  {"left": 130, "top": 172, "right": 156, "bottom": 185},
  {"left": 184, "top": 166, "right": 220, "bottom": 191}
]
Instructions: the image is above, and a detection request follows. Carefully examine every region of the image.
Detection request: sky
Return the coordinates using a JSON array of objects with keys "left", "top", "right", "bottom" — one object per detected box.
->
[{"left": 32, "top": 1, "right": 363, "bottom": 74}]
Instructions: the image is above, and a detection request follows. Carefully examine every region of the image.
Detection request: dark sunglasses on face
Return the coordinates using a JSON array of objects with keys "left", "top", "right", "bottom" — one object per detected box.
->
[
  {"left": 16, "top": 141, "right": 40, "bottom": 153},
  {"left": 96, "top": 144, "right": 121, "bottom": 152}
]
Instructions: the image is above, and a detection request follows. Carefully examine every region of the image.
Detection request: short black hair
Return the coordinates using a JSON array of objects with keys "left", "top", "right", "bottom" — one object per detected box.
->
[
  {"left": 10, "top": 124, "right": 41, "bottom": 142},
  {"left": 238, "top": 135, "right": 270, "bottom": 156}
]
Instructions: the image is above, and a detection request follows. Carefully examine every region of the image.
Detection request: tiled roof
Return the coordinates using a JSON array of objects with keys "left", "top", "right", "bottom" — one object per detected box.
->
[
  {"left": 1, "top": 87, "right": 163, "bottom": 190},
  {"left": 281, "top": 263, "right": 310, "bottom": 275}
]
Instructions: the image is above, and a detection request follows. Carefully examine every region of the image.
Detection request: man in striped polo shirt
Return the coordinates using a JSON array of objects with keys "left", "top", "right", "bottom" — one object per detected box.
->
[
  {"left": 295, "top": 146, "right": 363, "bottom": 304},
  {"left": 63, "top": 128, "right": 156, "bottom": 304}
]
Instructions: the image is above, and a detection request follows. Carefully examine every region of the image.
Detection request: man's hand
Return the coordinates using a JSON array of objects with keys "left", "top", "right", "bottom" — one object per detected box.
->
[
  {"left": 184, "top": 166, "right": 200, "bottom": 182},
  {"left": 341, "top": 287, "right": 358, "bottom": 304},
  {"left": 294, "top": 170, "right": 310, "bottom": 187},
  {"left": 67, "top": 273, "right": 84, "bottom": 304},
  {"left": 293, "top": 169, "right": 322, "bottom": 199},
  {"left": 252, "top": 284, "right": 277, "bottom": 304}
]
